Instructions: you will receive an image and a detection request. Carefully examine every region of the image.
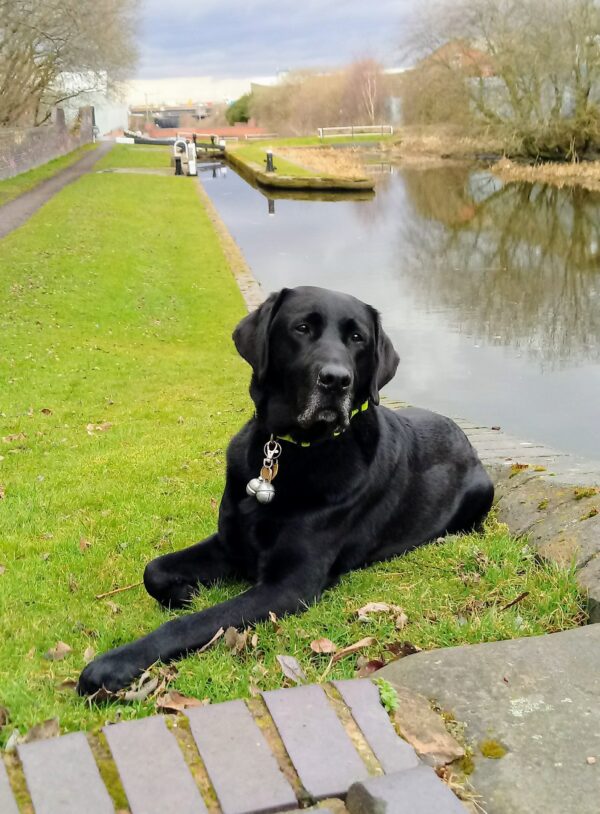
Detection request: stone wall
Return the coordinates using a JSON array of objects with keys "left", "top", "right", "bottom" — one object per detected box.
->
[{"left": 0, "top": 107, "right": 94, "bottom": 181}]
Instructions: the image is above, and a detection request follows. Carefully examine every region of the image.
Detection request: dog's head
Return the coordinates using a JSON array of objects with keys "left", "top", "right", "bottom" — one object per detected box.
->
[{"left": 233, "top": 286, "right": 399, "bottom": 440}]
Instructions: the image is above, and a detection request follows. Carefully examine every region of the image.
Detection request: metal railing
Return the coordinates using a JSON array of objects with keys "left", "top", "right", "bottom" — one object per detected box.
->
[{"left": 317, "top": 125, "right": 394, "bottom": 139}]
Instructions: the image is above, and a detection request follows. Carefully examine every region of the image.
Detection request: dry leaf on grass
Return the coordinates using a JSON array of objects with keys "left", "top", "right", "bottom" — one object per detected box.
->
[
  {"left": 277, "top": 655, "right": 307, "bottom": 685},
  {"left": 106, "top": 601, "right": 121, "bottom": 615},
  {"left": 2, "top": 433, "right": 26, "bottom": 443},
  {"left": 210, "top": 497, "right": 218, "bottom": 511},
  {"left": 332, "top": 636, "right": 376, "bottom": 663},
  {"left": 156, "top": 691, "right": 209, "bottom": 713},
  {"left": 57, "top": 679, "right": 78, "bottom": 692},
  {"left": 79, "top": 537, "right": 92, "bottom": 552},
  {"left": 385, "top": 641, "right": 421, "bottom": 659},
  {"left": 83, "top": 645, "right": 95, "bottom": 664},
  {"left": 41, "top": 407, "right": 52, "bottom": 415},
  {"left": 22, "top": 717, "right": 60, "bottom": 743},
  {"left": 0, "top": 484, "right": 5, "bottom": 500},
  {"left": 197, "top": 627, "right": 225, "bottom": 654},
  {"left": 356, "top": 601, "right": 409, "bottom": 630},
  {"left": 310, "top": 637, "right": 337, "bottom": 654},
  {"left": 356, "top": 657, "right": 386, "bottom": 677},
  {"left": 123, "top": 676, "right": 159, "bottom": 703},
  {"left": 44, "top": 641, "right": 72, "bottom": 661},
  {"left": 0, "top": 706, "right": 9, "bottom": 729},
  {"left": 224, "top": 627, "right": 248, "bottom": 654},
  {"left": 251, "top": 632, "right": 259, "bottom": 648},
  {"left": 86, "top": 421, "right": 112, "bottom": 435},
  {"left": 0, "top": 565, "right": 5, "bottom": 576}
]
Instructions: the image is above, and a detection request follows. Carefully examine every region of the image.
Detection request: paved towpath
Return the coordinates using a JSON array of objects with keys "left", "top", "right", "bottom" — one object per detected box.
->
[
  {"left": 1, "top": 679, "right": 466, "bottom": 814},
  {"left": 0, "top": 142, "right": 113, "bottom": 240}
]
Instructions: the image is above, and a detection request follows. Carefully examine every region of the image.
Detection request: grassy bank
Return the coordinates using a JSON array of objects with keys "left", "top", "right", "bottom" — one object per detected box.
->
[
  {"left": 0, "top": 143, "right": 98, "bottom": 207},
  {"left": 492, "top": 156, "right": 600, "bottom": 191},
  {"left": 0, "top": 146, "right": 585, "bottom": 743}
]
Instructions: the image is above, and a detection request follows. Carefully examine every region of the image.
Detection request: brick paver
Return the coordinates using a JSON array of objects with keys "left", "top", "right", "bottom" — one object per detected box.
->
[
  {"left": 346, "top": 766, "right": 467, "bottom": 814},
  {"left": 334, "top": 680, "right": 419, "bottom": 773},
  {"left": 262, "top": 684, "right": 369, "bottom": 799},
  {"left": 0, "top": 758, "right": 19, "bottom": 814},
  {"left": 103, "top": 715, "right": 206, "bottom": 814},
  {"left": 186, "top": 699, "right": 297, "bottom": 814},
  {"left": 18, "top": 732, "right": 114, "bottom": 814}
]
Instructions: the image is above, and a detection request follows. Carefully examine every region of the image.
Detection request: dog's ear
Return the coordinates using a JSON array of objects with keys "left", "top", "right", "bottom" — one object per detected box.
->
[
  {"left": 233, "top": 289, "right": 289, "bottom": 382},
  {"left": 368, "top": 307, "right": 399, "bottom": 405}
]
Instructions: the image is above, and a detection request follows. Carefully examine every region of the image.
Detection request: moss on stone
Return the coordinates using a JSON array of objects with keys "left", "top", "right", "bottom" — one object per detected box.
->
[{"left": 479, "top": 738, "right": 507, "bottom": 759}]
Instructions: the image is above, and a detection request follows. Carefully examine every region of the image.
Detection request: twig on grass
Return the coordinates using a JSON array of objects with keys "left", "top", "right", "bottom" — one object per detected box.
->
[
  {"left": 500, "top": 591, "right": 529, "bottom": 611},
  {"left": 95, "top": 581, "right": 143, "bottom": 600}
]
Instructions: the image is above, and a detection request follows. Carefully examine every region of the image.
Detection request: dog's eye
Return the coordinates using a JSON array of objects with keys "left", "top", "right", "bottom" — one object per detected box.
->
[
  {"left": 350, "top": 331, "right": 364, "bottom": 343},
  {"left": 295, "top": 323, "right": 310, "bottom": 335}
]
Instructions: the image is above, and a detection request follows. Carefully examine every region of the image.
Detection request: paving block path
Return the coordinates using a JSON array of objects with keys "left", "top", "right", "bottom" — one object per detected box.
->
[{"left": 1, "top": 680, "right": 465, "bottom": 814}]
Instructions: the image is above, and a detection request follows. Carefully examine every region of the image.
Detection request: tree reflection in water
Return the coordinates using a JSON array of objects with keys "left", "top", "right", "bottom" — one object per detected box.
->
[{"left": 394, "top": 166, "right": 600, "bottom": 367}]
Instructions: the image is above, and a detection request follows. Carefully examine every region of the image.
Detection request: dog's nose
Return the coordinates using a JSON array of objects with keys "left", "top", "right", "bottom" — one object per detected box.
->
[{"left": 317, "top": 364, "right": 352, "bottom": 391}]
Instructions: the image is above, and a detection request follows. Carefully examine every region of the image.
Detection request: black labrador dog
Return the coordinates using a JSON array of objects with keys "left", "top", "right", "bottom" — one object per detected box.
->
[{"left": 78, "top": 286, "right": 493, "bottom": 695}]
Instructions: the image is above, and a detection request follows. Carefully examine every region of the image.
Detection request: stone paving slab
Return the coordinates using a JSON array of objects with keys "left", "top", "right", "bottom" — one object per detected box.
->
[
  {"left": 262, "top": 685, "right": 369, "bottom": 799},
  {"left": 104, "top": 715, "right": 207, "bottom": 814},
  {"left": 380, "top": 626, "right": 600, "bottom": 814},
  {"left": 0, "top": 758, "right": 19, "bottom": 814},
  {"left": 333, "top": 680, "right": 419, "bottom": 773},
  {"left": 18, "top": 732, "right": 114, "bottom": 814},
  {"left": 346, "top": 766, "right": 467, "bottom": 814},
  {"left": 186, "top": 699, "right": 297, "bottom": 814}
]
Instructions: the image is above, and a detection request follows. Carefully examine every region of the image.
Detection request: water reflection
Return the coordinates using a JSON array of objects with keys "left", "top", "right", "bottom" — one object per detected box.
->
[
  {"left": 394, "top": 167, "right": 600, "bottom": 366},
  {"left": 200, "top": 162, "right": 600, "bottom": 457}
]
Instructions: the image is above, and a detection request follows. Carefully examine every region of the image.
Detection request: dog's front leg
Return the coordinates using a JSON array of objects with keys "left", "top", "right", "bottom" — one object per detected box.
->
[{"left": 78, "top": 543, "right": 331, "bottom": 696}]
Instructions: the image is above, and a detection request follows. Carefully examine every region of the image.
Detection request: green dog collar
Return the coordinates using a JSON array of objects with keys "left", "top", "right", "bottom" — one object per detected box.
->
[{"left": 277, "top": 400, "right": 370, "bottom": 447}]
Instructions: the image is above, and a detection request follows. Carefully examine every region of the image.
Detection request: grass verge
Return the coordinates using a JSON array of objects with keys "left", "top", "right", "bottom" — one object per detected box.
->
[
  {"left": 0, "top": 143, "right": 98, "bottom": 207},
  {"left": 0, "top": 159, "right": 585, "bottom": 743},
  {"left": 95, "top": 144, "right": 171, "bottom": 170}
]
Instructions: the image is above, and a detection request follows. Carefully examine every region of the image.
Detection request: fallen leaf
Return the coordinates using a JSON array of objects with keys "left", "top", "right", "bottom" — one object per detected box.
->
[
  {"left": 4, "top": 730, "right": 20, "bottom": 752},
  {"left": 123, "top": 676, "right": 159, "bottom": 703},
  {"left": 224, "top": 626, "right": 248, "bottom": 654},
  {"left": 41, "top": 408, "right": 52, "bottom": 415},
  {"left": 395, "top": 611, "right": 409, "bottom": 630},
  {"left": 332, "top": 636, "right": 376, "bottom": 663},
  {"left": 79, "top": 537, "right": 92, "bottom": 552},
  {"left": 385, "top": 641, "right": 421, "bottom": 660},
  {"left": 0, "top": 484, "right": 5, "bottom": 499},
  {"left": 44, "top": 641, "right": 72, "bottom": 661},
  {"left": 156, "top": 691, "right": 208, "bottom": 713},
  {"left": 310, "top": 637, "right": 337, "bottom": 654},
  {"left": 0, "top": 706, "right": 9, "bottom": 729},
  {"left": 210, "top": 497, "right": 218, "bottom": 511},
  {"left": 356, "top": 658, "right": 386, "bottom": 677},
  {"left": 86, "top": 421, "right": 112, "bottom": 435},
  {"left": 106, "top": 601, "right": 121, "bottom": 615},
  {"left": 2, "top": 433, "right": 26, "bottom": 443},
  {"left": 276, "top": 654, "right": 307, "bottom": 685},
  {"left": 0, "top": 565, "right": 5, "bottom": 576},
  {"left": 197, "top": 627, "right": 224, "bottom": 653},
  {"left": 268, "top": 611, "right": 278, "bottom": 624},
  {"left": 356, "top": 602, "right": 406, "bottom": 623},
  {"left": 251, "top": 632, "right": 259, "bottom": 648},
  {"left": 26, "top": 647, "right": 36, "bottom": 659},
  {"left": 84, "top": 645, "right": 95, "bottom": 664},
  {"left": 58, "top": 679, "right": 78, "bottom": 692},
  {"left": 22, "top": 718, "right": 60, "bottom": 743},
  {"left": 68, "top": 573, "right": 79, "bottom": 593}
]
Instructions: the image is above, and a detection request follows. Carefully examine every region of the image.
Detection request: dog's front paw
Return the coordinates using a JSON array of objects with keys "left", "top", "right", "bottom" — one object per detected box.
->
[{"left": 77, "top": 646, "right": 147, "bottom": 697}]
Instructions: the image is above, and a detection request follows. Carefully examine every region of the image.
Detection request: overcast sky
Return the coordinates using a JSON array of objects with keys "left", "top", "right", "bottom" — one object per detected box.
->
[{"left": 137, "top": 0, "right": 420, "bottom": 79}]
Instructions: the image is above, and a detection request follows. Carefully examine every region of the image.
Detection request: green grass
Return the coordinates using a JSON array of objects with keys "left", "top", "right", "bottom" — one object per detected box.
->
[
  {"left": 95, "top": 144, "right": 171, "bottom": 170},
  {"left": 0, "top": 159, "right": 585, "bottom": 743},
  {"left": 0, "top": 144, "right": 98, "bottom": 206},
  {"left": 230, "top": 143, "right": 318, "bottom": 178},
  {"left": 247, "top": 134, "right": 396, "bottom": 148}
]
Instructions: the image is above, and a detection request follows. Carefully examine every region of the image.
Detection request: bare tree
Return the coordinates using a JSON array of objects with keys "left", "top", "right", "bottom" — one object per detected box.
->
[
  {"left": 342, "top": 59, "right": 387, "bottom": 124},
  {"left": 0, "top": 0, "right": 138, "bottom": 127},
  {"left": 403, "top": 0, "right": 600, "bottom": 159}
]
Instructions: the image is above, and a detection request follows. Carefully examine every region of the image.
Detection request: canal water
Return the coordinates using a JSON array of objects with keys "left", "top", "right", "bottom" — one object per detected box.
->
[{"left": 199, "top": 162, "right": 600, "bottom": 459}]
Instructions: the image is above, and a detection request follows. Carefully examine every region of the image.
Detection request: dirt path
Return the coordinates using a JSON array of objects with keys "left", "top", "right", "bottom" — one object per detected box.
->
[{"left": 0, "top": 141, "right": 113, "bottom": 240}]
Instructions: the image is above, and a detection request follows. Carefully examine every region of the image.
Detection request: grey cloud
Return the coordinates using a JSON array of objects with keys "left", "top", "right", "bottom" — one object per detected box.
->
[{"left": 136, "top": 0, "right": 418, "bottom": 79}]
